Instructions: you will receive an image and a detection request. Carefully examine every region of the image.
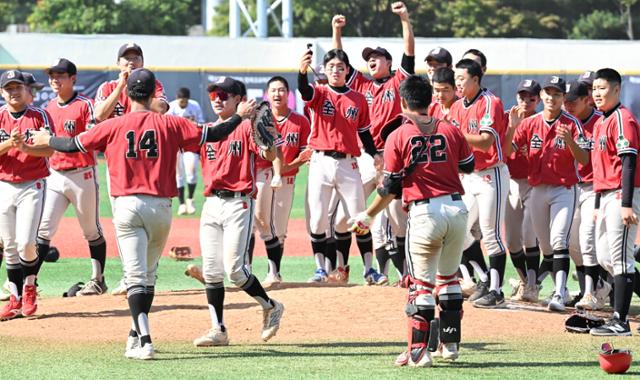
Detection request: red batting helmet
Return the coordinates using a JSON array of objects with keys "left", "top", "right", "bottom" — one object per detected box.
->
[{"left": 598, "top": 343, "right": 632, "bottom": 374}]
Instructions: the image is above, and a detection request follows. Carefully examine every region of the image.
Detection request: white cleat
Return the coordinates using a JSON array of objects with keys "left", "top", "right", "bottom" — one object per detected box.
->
[
  {"left": 193, "top": 328, "right": 230, "bottom": 347},
  {"left": 441, "top": 343, "right": 459, "bottom": 361},
  {"left": 185, "top": 199, "right": 196, "bottom": 214},
  {"left": 261, "top": 300, "right": 284, "bottom": 341},
  {"left": 177, "top": 204, "right": 187, "bottom": 215}
]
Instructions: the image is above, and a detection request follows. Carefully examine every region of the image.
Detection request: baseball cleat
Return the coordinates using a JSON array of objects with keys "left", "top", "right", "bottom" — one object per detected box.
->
[
  {"left": 21, "top": 284, "right": 38, "bottom": 317},
  {"left": 408, "top": 346, "right": 432, "bottom": 367},
  {"left": 76, "top": 279, "right": 108, "bottom": 296},
  {"left": 590, "top": 318, "right": 632, "bottom": 337},
  {"left": 194, "top": 327, "right": 229, "bottom": 347},
  {"left": 0, "top": 295, "right": 22, "bottom": 321},
  {"left": 522, "top": 284, "right": 540, "bottom": 303},
  {"left": 510, "top": 280, "right": 526, "bottom": 301},
  {"left": 468, "top": 280, "right": 489, "bottom": 302},
  {"left": 364, "top": 268, "right": 388, "bottom": 286},
  {"left": 124, "top": 335, "right": 140, "bottom": 358},
  {"left": 547, "top": 293, "right": 566, "bottom": 312},
  {"left": 460, "top": 278, "right": 476, "bottom": 298},
  {"left": 308, "top": 269, "right": 328, "bottom": 283},
  {"left": 472, "top": 290, "right": 505, "bottom": 309},
  {"left": 111, "top": 279, "right": 128, "bottom": 296},
  {"left": 177, "top": 204, "right": 187, "bottom": 215},
  {"left": 394, "top": 350, "right": 409, "bottom": 366},
  {"left": 261, "top": 299, "right": 284, "bottom": 341},
  {"left": 127, "top": 343, "right": 155, "bottom": 360},
  {"left": 594, "top": 281, "right": 612, "bottom": 308},
  {"left": 328, "top": 265, "right": 350, "bottom": 284},
  {"left": 262, "top": 273, "right": 283, "bottom": 288},
  {"left": 185, "top": 199, "right": 196, "bottom": 214},
  {"left": 185, "top": 265, "right": 205, "bottom": 285},
  {"left": 441, "top": 343, "right": 459, "bottom": 361},
  {"left": 575, "top": 293, "right": 600, "bottom": 311}
]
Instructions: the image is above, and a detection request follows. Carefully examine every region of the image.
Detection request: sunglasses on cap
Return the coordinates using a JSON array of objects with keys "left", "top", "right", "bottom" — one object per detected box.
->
[{"left": 208, "top": 90, "right": 231, "bottom": 101}]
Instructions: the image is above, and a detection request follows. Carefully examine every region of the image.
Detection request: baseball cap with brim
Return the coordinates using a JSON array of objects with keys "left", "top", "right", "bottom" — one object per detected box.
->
[
  {"left": 362, "top": 47, "right": 392, "bottom": 61},
  {"left": 578, "top": 71, "right": 596, "bottom": 86},
  {"left": 565, "top": 80, "right": 590, "bottom": 101},
  {"left": 207, "top": 77, "right": 244, "bottom": 96},
  {"left": 516, "top": 79, "right": 541, "bottom": 95},
  {"left": 22, "top": 72, "right": 45, "bottom": 90},
  {"left": 127, "top": 68, "right": 156, "bottom": 98},
  {"left": 0, "top": 70, "right": 26, "bottom": 88},
  {"left": 425, "top": 47, "right": 452, "bottom": 66},
  {"left": 541, "top": 76, "right": 566, "bottom": 93},
  {"left": 118, "top": 43, "right": 143, "bottom": 60},
  {"left": 45, "top": 58, "right": 77, "bottom": 76}
]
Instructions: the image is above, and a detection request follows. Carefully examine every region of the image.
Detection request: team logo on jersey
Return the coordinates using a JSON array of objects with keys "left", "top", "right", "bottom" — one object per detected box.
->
[
  {"left": 322, "top": 100, "right": 336, "bottom": 116},
  {"left": 0, "top": 129, "right": 9, "bottom": 142},
  {"left": 205, "top": 144, "right": 216, "bottom": 160},
  {"left": 345, "top": 106, "right": 359, "bottom": 121},
  {"left": 530, "top": 134, "right": 543, "bottom": 149},
  {"left": 64, "top": 120, "right": 76, "bottom": 135},
  {"left": 365, "top": 91, "right": 374, "bottom": 106},
  {"left": 577, "top": 135, "right": 593, "bottom": 151},
  {"left": 479, "top": 114, "right": 493, "bottom": 129},
  {"left": 518, "top": 144, "right": 528, "bottom": 156},
  {"left": 228, "top": 140, "right": 242, "bottom": 156},
  {"left": 285, "top": 132, "right": 299, "bottom": 146},
  {"left": 114, "top": 103, "right": 125, "bottom": 117},
  {"left": 382, "top": 89, "right": 395, "bottom": 103},
  {"left": 468, "top": 119, "right": 479, "bottom": 134},
  {"left": 598, "top": 135, "right": 607, "bottom": 151},
  {"left": 616, "top": 136, "right": 631, "bottom": 150},
  {"left": 554, "top": 137, "right": 566, "bottom": 150}
]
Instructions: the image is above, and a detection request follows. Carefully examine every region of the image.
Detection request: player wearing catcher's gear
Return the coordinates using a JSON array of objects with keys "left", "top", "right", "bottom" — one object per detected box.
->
[
  {"left": 297, "top": 46, "right": 381, "bottom": 284},
  {"left": 505, "top": 76, "right": 589, "bottom": 313},
  {"left": 505, "top": 80, "right": 541, "bottom": 302},
  {"left": 168, "top": 87, "right": 204, "bottom": 215},
  {"left": 32, "top": 68, "right": 253, "bottom": 359},
  {"left": 563, "top": 80, "right": 605, "bottom": 310},
  {"left": 34, "top": 59, "right": 108, "bottom": 296},
  {"left": 0, "top": 70, "right": 54, "bottom": 320},
  {"left": 192, "top": 77, "right": 284, "bottom": 347},
  {"left": 351, "top": 75, "right": 474, "bottom": 367},
  {"left": 449, "top": 59, "right": 509, "bottom": 308},
  {"left": 259, "top": 76, "right": 311, "bottom": 286},
  {"left": 331, "top": 2, "right": 414, "bottom": 284},
  {"left": 589, "top": 69, "right": 640, "bottom": 336},
  {"left": 424, "top": 48, "right": 452, "bottom": 82}
]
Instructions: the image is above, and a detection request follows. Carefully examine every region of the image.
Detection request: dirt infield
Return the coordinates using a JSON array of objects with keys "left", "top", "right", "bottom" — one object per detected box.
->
[{"left": 0, "top": 285, "right": 586, "bottom": 345}]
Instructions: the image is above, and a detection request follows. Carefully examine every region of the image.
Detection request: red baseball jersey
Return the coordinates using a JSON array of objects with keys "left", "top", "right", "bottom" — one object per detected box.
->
[
  {"left": 384, "top": 117, "right": 473, "bottom": 204},
  {"left": 76, "top": 111, "right": 204, "bottom": 197},
  {"left": 95, "top": 79, "right": 167, "bottom": 119},
  {"left": 278, "top": 111, "right": 311, "bottom": 177},
  {"left": 305, "top": 85, "right": 370, "bottom": 157},
  {"left": 449, "top": 90, "right": 507, "bottom": 171},
  {"left": 427, "top": 99, "right": 457, "bottom": 121},
  {"left": 505, "top": 111, "right": 528, "bottom": 180},
  {"left": 347, "top": 68, "right": 409, "bottom": 149},
  {"left": 592, "top": 104, "right": 640, "bottom": 192},
  {"left": 0, "top": 106, "right": 52, "bottom": 182},
  {"left": 45, "top": 93, "right": 98, "bottom": 170},
  {"left": 575, "top": 109, "right": 602, "bottom": 183},
  {"left": 200, "top": 119, "right": 262, "bottom": 196},
  {"left": 512, "top": 111, "right": 585, "bottom": 187}
]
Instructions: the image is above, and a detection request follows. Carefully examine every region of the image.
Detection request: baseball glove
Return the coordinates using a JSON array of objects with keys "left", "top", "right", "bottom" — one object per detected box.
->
[
  {"left": 251, "top": 101, "right": 278, "bottom": 150},
  {"left": 564, "top": 312, "right": 605, "bottom": 333},
  {"left": 169, "top": 246, "right": 193, "bottom": 261}
]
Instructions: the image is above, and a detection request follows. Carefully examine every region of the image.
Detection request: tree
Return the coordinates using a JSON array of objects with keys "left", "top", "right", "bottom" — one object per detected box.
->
[
  {"left": 570, "top": 10, "right": 628, "bottom": 39},
  {"left": 0, "top": 1, "right": 36, "bottom": 32},
  {"left": 118, "top": 0, "right": 200, "bottom": 35},
  {"left": 28, "top": 0, "right": 120, "bottom": 34}
]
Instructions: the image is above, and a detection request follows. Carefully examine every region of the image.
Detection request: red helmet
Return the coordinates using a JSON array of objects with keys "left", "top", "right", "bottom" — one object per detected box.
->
[{"left": 599, "top": 343, "right": 632, "bottom": 374}]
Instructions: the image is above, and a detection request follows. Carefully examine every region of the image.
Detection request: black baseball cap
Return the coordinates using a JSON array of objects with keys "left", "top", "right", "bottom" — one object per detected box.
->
[
  {"left": 362, "top": 46, "right": 392, "bottom": 61},
  {"left": 22, "top": 72, "right": 45, "bottom": 90},
  {"left": 45, "top": 58, "right": 77, "bottom": 76},
  {"left": 541, "top": 76, "right": 566, "bottom": 93},
  {"left": 425, "top": 47, "right": 452, "bottom": 66},
  {"left": 565, "top": 80, "right": 590, "bottom": 101},
  {"left": 207, "top": 77, "right": 245, "bottom": 96},
  {"left": 0, "top": 70, "right": 26, "bottom": 88},
  {"left": 118, "top": 43, "right": 143, "bottom": 60},
  {"left": 516, "top": 79, "right": 541, "bottom": 95},
  {"left": 577, "top": 71, "right": 596, "bottom": 86},
  {"left": 127, "top": 68, "right": 156, "bottom": 98}
]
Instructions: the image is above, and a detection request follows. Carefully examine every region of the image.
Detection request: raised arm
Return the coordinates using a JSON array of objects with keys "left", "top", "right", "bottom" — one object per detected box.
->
[
  {"left": 392, "top": 2, "right": 414, "bottom": 57},
  {"left": 331, "top": 15, "right": 346, "bottom": 50}
]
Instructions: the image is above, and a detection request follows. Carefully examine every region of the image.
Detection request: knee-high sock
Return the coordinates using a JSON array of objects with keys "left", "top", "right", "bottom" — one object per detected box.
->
[
  {"left": 310, "top": 233, "right": 327, "bottom": 270},
  {"left": 6, "top": 265, "right": 23, "bottom": 298},
  {"left": 375, "top": 247, "right": 389, "bottom": 274},
  {"left": 509, "top": 249, "right": 527, "bottom": 283},
  {"left": 537, "top": 255, "right": 553, "bottom": 285},
  {"left": 575, "top": 265, "right": 585, "bottom": 296},
  {"left": 177, "top": 186, "right": 185, "bottom": 204},
  {"left": 334, "top": 232, "right": 351, "bottom": 267},
  {"left": 241, "top": 275, "right": 272, "bottom": 309},
  {"left": 488, "top": 253, "right": 506, "bottom": 292},
  {"left": 524, "top": 246, "right": 540, "bottom": 287},
  {"left": 34, "top": 238, "right": 50, "bottom": 276},
  {"left": 390, "top": 236, "right": 406, "bottom": 277},
  {"left": 613, "top": 273, "right": 634, "bottom": 321},
  {"left": 127, "top": 286, "right": 151, "bottom": 346},
  {"left": 324, "top": 237, "right": 337, "bottom": 272},
  {"left": 205, "top": 282, "right": 225, "bottom": 330},
  {"left": 463, "top": 240, "right": 488, "bottom": 282},
  {"left": 584, "top": 265, "right": 600, "bottom": 295},
  {"left": 264, "top": 237, "right": 282, "bottom": 275},
  {"left": 89, "top": 237, "right": 107, "bottom": 281},
  {"left": 187, "top": 183, "right": 197, "bottom": 199},
  {"left": 356, "top": 233, "right": 373, "bottom": 272},
  {"left": 552, "top": 249, "right": 570, "bottom": 297}
]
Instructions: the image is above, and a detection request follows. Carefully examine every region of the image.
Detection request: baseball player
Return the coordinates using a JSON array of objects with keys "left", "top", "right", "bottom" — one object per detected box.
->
[
  {"left": 589, "top": 68, "right": 640, "bottom": 336},
  {"left": 462, "top": 49, "right": 488, "bottom": 74},
  {"left": 505, "top": 76, "right": 589, "bottom": 313},
  {"left": 351, "top": 75, "right": 474, "bottom": 366},
  {"left": 424, "top": 47, "right": 452, "bottom": 82},
  {"left": 192, "top": 77, "right": 284, "bottom": 347},
  {"left": 330, "top": 2, "right": 414, "bottom": 284},
  {"left": 258, "top": 76, "right": 311, "bottom": 286},
  {"left": 428, "top": 68, "right": 458, "bottom": 121},
  {"left": 32, "top": 58, "right": 108, "bottom": 296},
  {"left": 167, "top": 87, "right": 205, "bottom": 215},
  {"left": 563, "top": 80, "right": 605, "bottom": 309},
  {"left": 505, "top": 79, "right": 542, "bottom": 302},
  {"left": 449, "top": 59, "right": 509, "bottom": 308},
  {"left": 32, "top": 68, "right": 255, "bottom": 358},
  {"left": 0, "top": 69, "right": 54, "bottom": 320},
  {"left": 297, "top": 44, "right": 382, "bottom": 284}
]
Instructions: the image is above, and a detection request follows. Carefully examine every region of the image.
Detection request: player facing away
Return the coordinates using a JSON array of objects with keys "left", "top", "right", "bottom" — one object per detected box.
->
[
  {"left": 351, "top": 75, "right": 474, "bottom": 367},
  {"left": 168, "top": 87, "right": 205, "bottom": 215},
  {"left": 32, "top": 68, "right": 255, "bottom": 359},
  {"left": 449, "top": 59, "right": 509, "bottom": 308},
  {"left": 589, "top": 69, "right": 640, "bottom": 336},
  {"left": 297, "top": 46, "right": 382, "bottom": 283},
  {"left": 0, "top": 70, "right": 54, "bottom": 320},
  {"left": 192, "top": 77, "right": 284, "bottom": 347},
  {"left": 35, "top": 58, "right": 108, "bottom": 296},
  {"left": 505, "top": 76, "right": 589, "bottom": 313}
]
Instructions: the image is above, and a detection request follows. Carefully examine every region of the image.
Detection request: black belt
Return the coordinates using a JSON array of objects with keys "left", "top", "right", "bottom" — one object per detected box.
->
[
  {"left": 317, "top": 150, "right": 349, "bottom": 159},
  {"left": 413, "top": 193, "right": 462, "bottom": 205},
  {"left": 211, "top": 189, "right": 247, "bottom": 198}
]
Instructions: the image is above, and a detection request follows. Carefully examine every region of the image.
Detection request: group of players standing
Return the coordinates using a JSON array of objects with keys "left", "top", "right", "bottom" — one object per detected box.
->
[{"left": 0, "top": 0, "right": 639, "bottom": 365}]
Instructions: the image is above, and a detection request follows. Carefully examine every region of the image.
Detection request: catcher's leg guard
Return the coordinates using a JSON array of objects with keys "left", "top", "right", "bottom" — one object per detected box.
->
[
  {"left": 398, "top": 276, "right": 437, "bottom": 367},
  {"left": 438, "top": 297, "right": 463, "bottom": 344},
  {"left": 405, "top": 311, "right": 433, "bottom": 367}
]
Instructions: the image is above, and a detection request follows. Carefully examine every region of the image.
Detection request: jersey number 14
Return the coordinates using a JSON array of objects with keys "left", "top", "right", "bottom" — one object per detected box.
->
[{"left": 125, "top": 130, "right": 159, "bottom": 158}]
